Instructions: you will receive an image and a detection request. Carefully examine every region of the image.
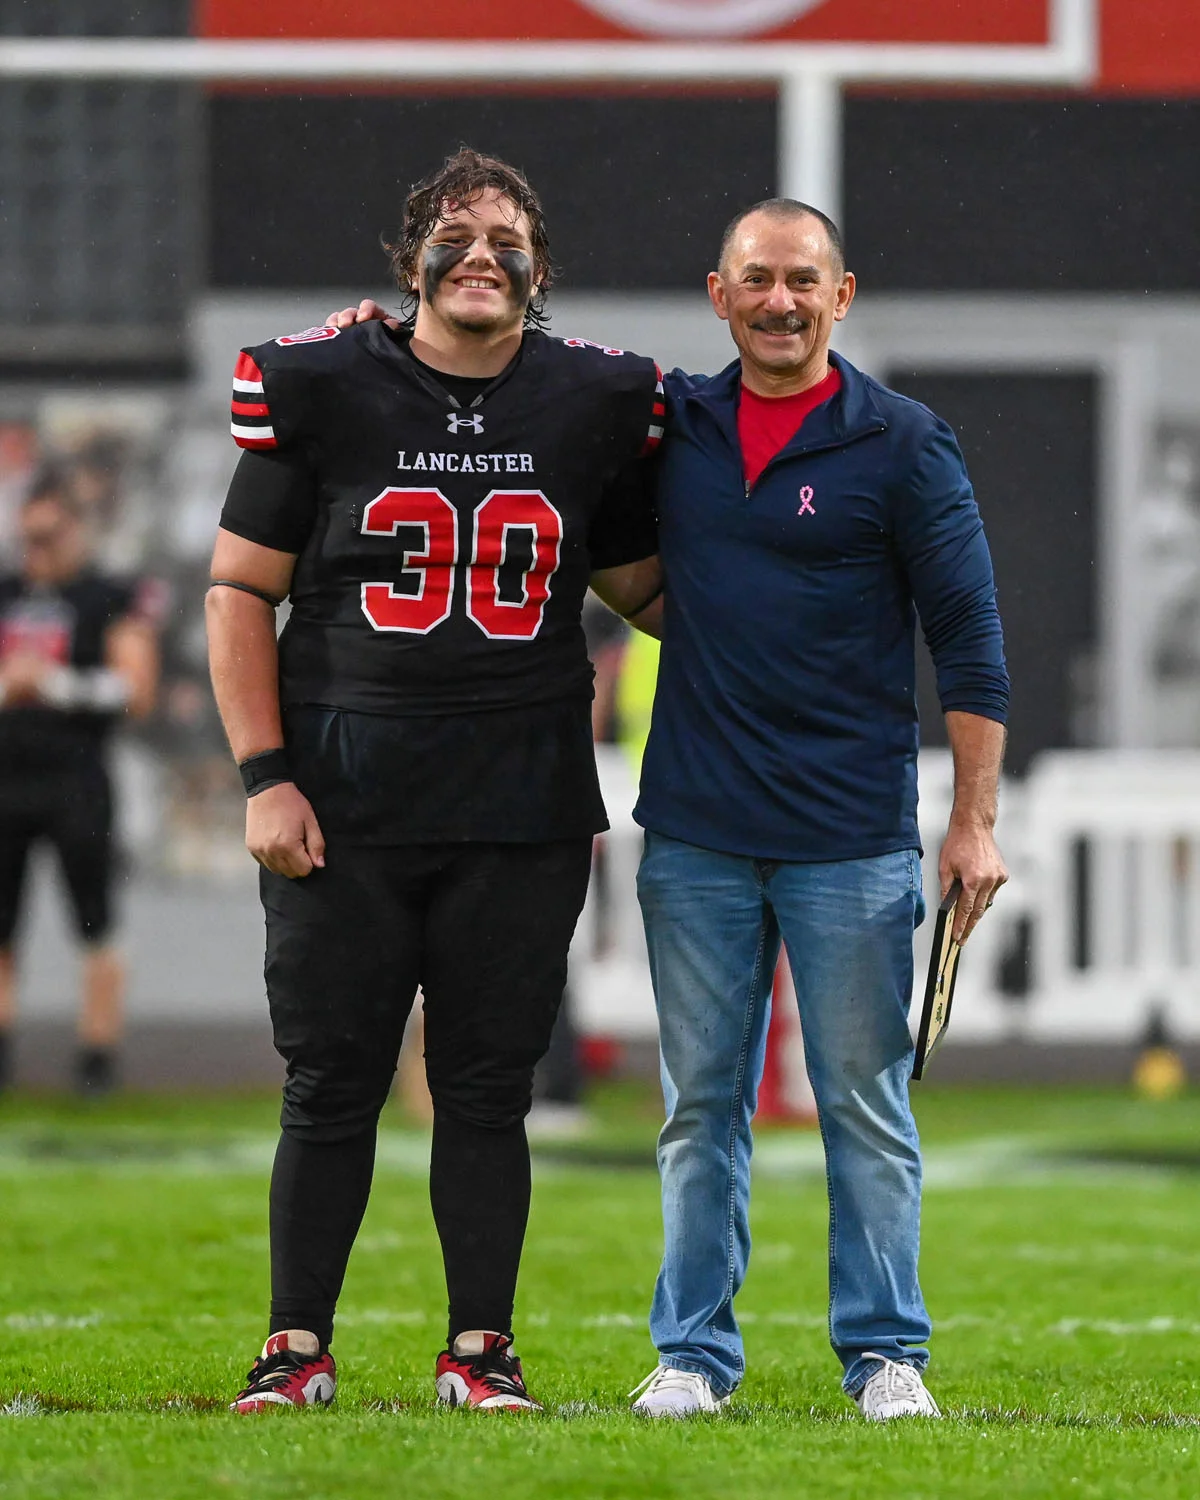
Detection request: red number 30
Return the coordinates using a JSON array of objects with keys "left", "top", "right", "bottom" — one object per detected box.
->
[{"left": 360, "top": 486, "right": 563, "bottom": 640}]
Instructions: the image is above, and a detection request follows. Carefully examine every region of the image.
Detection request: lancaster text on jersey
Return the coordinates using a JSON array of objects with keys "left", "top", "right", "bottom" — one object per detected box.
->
[{"left": 397, "top": 451, "right": 535, "bottom": 474}]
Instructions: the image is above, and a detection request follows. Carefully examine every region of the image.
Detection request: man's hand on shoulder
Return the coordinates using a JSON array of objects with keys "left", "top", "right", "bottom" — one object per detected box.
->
[
  {"left": 325, "top": 299, "right": 400, "bottom": 331},
  {"left": 939, "top": 816, "right": 1007, "bottom": 945},
  {"left": 246, "top": 782, "right": 327, "bottom": 879}
]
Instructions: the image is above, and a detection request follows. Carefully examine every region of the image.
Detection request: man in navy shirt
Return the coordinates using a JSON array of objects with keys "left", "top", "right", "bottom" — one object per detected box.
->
[{"left": 628, "top": 200, "right": 1008, "bottom": 1420}]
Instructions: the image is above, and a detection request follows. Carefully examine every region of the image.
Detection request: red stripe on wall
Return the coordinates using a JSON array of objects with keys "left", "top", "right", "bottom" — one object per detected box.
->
[{"left": 197, "top": 0, "right": 1046, "bottom": 45}]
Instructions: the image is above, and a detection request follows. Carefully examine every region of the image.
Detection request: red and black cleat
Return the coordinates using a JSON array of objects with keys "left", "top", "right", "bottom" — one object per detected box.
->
[
  {"left": 230, "top": 1330, "right": 336, "bottom": 1412},
  {"left": 435, "top": 1331, "right": 542, "bottom": 1411}
]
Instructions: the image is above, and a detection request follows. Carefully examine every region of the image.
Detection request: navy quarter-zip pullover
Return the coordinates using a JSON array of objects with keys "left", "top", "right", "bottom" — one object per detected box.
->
[{"left": 634, "top": 350, "right": 1009, "bottom": 862}]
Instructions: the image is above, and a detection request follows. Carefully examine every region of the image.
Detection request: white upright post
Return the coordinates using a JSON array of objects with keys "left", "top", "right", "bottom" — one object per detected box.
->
[
  {"left": 1099, "top": 341, "right": 1155, "bottom": 747},
  {"left": 776, "top": 69, "right": 843, "bottom": 225}
]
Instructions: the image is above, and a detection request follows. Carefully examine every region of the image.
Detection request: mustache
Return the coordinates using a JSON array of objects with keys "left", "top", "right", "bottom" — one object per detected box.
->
[{"left": 750, "top": 316, "right": 807, "bottom": 335}]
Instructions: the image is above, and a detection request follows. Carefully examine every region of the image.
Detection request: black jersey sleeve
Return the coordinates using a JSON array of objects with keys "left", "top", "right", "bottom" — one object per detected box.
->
[
  {"left": 587, "top": 451, "right": 658, "bottom": 569},
  {"left": 230, "top": 330, "right": 334, "bottom": 452},
  {"left": 219, "top": 448, "right": 319, "bottom": 555},
  {"left": 585, "top": 356, "right": 662, "bottom": 570}
]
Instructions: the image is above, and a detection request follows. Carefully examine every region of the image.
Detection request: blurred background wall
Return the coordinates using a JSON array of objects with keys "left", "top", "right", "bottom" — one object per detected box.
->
[{"left": 1, "top": 0, "right": 1199, "bottom": 1082}]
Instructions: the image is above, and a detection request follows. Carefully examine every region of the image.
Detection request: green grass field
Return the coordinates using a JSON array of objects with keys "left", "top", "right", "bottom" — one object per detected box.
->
[{"left": 1, "top": 1082, "right": 1198, "bottom": 1499}]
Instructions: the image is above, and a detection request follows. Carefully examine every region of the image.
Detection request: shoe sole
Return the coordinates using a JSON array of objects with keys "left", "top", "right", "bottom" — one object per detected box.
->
[
  {"left": 435, "top": 1373, "right": 540, "bottom": 1411},
  {"left": 632, "top": 1398, "right": 730, "bottom": 1418},
  {"left": 231, "top": 1373, "right": 336, "bottom": 1412}
]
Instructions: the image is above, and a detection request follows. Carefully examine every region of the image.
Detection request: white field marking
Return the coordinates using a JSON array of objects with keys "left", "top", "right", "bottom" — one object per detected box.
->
[
  {"left": 755, "top": 1132, "right": 1200, "bottom": 1190},
  {"left": 752, "top": 1243, "right": 796, "bottom": 1264},
  {"left": 1, "top": 1394, "right": 43, "bottom": 1417},
  {"left": 373, "top": 1133, "right": 433, "bottom": 1172},
  {"left": 1050, "top": 1316, "right": 1200, "bottom": 1337},
  {"left": 577, "top": 1310, "right": 824, "bottom": 1331},
  {"left": 751, "top": 1135, "right": 827, "bottom": 1176},
  {"left": 354, "top": 1232, "right": 430, "bottom": 1253},
  {"left": 1017, "top": 1242, "right": 1200, "bottom": 1267},
  {"left": 336, "top": 1309, "right": 427, "bottom": 1326},
  {"left": 229, "top": 1234, "right": 270, "bottom": 1253},
  {"left": 4, "top": 1312, "right": 102, "bottom": 1331},
  {"left": 530, "top": 1238, "right": 593, "bottom": 1256},
  {"left": 556, "top": 1401, "right": 605, "bottom": 1418},
  {"left": 0, "top": 1129, "right": 431, "bottom": 1177}
]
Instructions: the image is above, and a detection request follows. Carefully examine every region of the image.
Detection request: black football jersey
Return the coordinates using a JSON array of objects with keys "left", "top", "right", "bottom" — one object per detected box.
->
[
  {"left": 222, "top": 323, "right": 662, "bottom": 718},
  {"left": 0, "top": 568, "right": 140, "bottom": 773},
  {"left": 220, "top": 322, "right": 662, "bottom": 845}
]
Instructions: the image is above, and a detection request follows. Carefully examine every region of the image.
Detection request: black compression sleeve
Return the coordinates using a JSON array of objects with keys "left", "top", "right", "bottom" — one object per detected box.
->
[{"left": 220, "top": 448, "right": 319, "bottom": 555}]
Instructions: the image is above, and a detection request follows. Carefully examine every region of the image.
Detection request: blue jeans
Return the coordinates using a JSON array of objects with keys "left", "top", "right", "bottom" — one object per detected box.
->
[{"left": 637, "top": 831, "right": 930, "bottom": 1397}]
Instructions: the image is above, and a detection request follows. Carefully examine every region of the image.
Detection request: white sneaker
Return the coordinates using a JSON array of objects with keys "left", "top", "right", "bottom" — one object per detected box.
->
[
  {"left": 853, "top": 1354, "right": 941, "bottom": 1420},
  {"left": 629, "top": 1364, "right": 729, "bottom": 1418}
]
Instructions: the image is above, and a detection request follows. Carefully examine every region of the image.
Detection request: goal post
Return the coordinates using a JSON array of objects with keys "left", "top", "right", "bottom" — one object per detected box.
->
[{"left": 0, "top": 0, "right": 1098, "bottom": 222}]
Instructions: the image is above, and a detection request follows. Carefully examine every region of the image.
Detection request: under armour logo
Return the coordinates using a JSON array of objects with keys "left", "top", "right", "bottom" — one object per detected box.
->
[
  {"left": 447, "top": 411, "right": 485, "bottom": 434},
  {"left": 797, "top": 485, "right": 816, "bottom": 516}
]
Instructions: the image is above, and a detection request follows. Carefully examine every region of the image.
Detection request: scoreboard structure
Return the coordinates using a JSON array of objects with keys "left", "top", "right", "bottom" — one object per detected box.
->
[{"left": 0, "top": 0, "right": 1101, "bottom": 222}]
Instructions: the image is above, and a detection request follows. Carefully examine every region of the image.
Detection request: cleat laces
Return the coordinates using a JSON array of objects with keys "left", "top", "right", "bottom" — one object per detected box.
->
[
  {"left": 461, "top": 1342, "right": 531, "bottom": 1404},
  {"left": 240, "top": 1350, "right": 312, "bottom": 1395}
]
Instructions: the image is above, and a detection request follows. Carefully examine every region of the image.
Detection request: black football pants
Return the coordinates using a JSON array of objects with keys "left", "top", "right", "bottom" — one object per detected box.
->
[
  {"left": 260, "top": 837, "right": 593, "bottom": 1349},
  {"left": 0, "top": 765, "right": 114, "bottom": 946}
]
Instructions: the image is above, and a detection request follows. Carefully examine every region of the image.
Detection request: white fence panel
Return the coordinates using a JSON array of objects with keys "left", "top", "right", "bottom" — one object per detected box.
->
[
  {"left": 1024, "top": 752, "right": 1200, "bottom": 1040},
  {"left": 571, "top": 746, "right": 1200, "bottom": 1048}
]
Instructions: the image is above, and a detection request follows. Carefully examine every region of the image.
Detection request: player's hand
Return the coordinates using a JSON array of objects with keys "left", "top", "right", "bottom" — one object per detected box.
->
[
  {"left": 0, "top": 652, "right": 53, "bottom": 705},
  {"left": 939, "top": 817, "right": 1007, "bottom": 945},
  {"left": 245, "top": 781, "right": 326, "bottom": 879},
  {"left": 324, "top": 299, "right": 400, "bottom": 331}
]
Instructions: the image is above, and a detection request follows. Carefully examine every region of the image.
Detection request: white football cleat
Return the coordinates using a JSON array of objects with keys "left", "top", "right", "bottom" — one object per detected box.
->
[
  {"left": 853, "top": 1354, "right": 941, "bottom": 1420},
  {"left": 629, "top": 1364, "right": 729, "bottom": 1418}
]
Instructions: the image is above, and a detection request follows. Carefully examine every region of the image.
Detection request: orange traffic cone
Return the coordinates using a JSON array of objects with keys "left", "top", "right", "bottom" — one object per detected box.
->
[{"left": 756, "top": 955, "right": 819, "bottom": 1124}]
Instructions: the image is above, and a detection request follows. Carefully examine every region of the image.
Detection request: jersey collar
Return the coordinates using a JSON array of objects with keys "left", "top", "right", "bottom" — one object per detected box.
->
[{"left": 361, "top": 321, "right": 530, "bottom": 408}]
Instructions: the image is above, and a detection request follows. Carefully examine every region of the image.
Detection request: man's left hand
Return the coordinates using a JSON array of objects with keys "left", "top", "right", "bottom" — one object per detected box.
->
[
  {"left": 324, "top": 299, "right": 399, "bottom": 331},
  {"left": 939, "top": 818, "right": 1007, "bottom": 944}
]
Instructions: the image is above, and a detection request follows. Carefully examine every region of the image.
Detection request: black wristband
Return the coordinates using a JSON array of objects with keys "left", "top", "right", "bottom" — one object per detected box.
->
[{"left": 238, "top": 747, "right": 292, "bottom": 798}]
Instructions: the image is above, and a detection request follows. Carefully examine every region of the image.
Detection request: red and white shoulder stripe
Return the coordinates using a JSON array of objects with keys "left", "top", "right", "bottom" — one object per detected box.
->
[
  {"left": 230, "top": 351, "right": 277, "bottom": 451},
  {"left": 643, "top": 364, "right": 666, "bottom": 455}
]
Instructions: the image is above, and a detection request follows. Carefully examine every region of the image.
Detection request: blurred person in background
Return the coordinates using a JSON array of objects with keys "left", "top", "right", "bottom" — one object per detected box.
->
[
  {"left": 208, "top": 149, "right": 663, "bottom": 1415},
  {"left": 0, "top": 470, "right": 158, "bottom": 1094},
  {"left": 0, "top": 419, "right": 40, "bottom": 565}
]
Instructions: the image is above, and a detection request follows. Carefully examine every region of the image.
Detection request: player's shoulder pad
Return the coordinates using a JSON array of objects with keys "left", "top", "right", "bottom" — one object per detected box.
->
[
  {"left": 231, "top": 324, "right": 364, "bottom": 451},
  {"left": 546, "top": 335, "right": 663, "bottom": 452},
  {"left": 238, "top": 322, "right": 365, "bottom": 377},
  {"left": 551, "top": 333, "right": 658, "bottom": 385}
]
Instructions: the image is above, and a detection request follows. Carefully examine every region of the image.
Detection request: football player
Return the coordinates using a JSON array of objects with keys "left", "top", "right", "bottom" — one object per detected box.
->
[
  {"left": 0, "top": 473, "right": 158, "bottom": 1093},
  {"left": 207, "top": 148, "right": 663, "bottom": 1412}
]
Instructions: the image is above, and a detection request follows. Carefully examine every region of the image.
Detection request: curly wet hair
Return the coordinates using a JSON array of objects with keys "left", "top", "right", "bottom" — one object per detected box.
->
[{"left": 385, "top": 147, "right": 554, "bottom": 332}]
